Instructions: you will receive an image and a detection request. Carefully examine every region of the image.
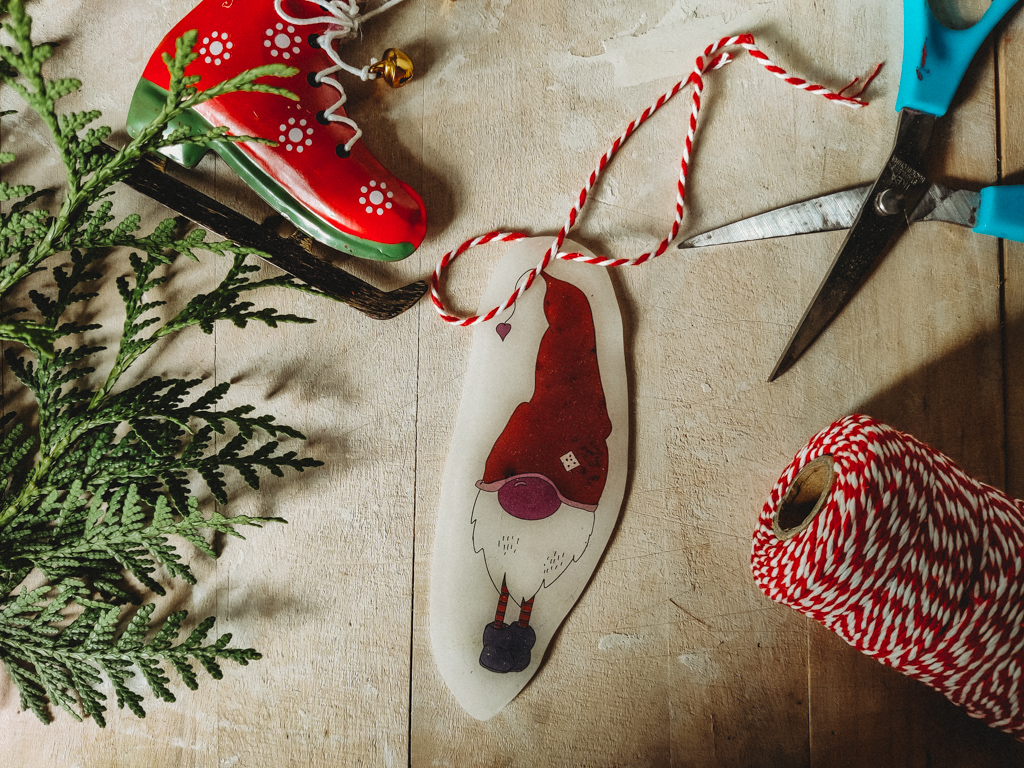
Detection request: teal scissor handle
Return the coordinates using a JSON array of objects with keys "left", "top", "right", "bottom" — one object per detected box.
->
[
  {"left": 896, "top": 0, "right": 1021, "bottom": 116},
  {"left": 975, "top": 186, "right": 1024, "bottom": 242}
]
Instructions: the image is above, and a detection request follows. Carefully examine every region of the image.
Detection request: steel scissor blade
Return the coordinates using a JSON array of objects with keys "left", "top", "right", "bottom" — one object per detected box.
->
[
  {"left": 678, "top": 183, "right": 982, "bottom": 249},
  {"left": 769, "top": 109, "right": 936, "bottom": 381},
  {"left": 677, "top": 185, "right": 871, "bottom": 248},
  {"left": 911, "top": 185, "right": 980, "bottom": 227}
]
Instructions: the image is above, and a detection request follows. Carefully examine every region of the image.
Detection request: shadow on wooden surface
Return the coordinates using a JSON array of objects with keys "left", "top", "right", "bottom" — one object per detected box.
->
[
  {"left": 856, "top": 324, "right": 1005, "bottom": 489},
  {"left": 821, "top": 299, "right": 1024, "bottom": 766}
]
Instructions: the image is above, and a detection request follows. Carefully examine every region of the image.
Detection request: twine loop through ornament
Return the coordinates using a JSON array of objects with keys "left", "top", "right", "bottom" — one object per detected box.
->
[{"left": 429, "top": 33, "right": 882, "bottom": 326}]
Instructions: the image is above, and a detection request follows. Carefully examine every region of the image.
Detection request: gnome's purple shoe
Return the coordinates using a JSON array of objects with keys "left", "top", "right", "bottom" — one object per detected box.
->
[
  {"left": 508, "top": 623, "right": 536, "bottom": 672},
  {"left": 479, "top": 623, "right": 515, "bottom": 673}
]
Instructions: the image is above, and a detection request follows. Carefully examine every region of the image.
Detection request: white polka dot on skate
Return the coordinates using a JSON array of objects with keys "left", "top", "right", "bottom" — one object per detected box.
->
[
  {"left": 358, "top": 180, "right": 395, "bottom": 215},
  {"left": 264, "top": 22, "right": 303, "bottom": 60},
  {"left": 199, "top": 31, "right": 233, "bottom": 66},
  {"left": 276, "top": 118, "right": 315, "bottom": 153}
]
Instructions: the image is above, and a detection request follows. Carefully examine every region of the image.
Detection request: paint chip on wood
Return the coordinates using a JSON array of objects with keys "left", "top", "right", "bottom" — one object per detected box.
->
[{"left": 598, "top": 632, "right": 641, "bottom": 651}]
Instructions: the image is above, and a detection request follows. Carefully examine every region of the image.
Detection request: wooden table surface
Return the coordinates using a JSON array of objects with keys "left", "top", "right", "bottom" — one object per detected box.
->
[{"left": 4, "top": 0, "right": 1024, "bottom": 765}]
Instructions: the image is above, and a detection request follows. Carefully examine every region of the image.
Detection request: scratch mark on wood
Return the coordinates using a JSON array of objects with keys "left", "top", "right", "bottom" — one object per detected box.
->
[
  {"left": 670, "top": 597, "right": 718, "bottom": 632},
  {"left": 606, "top": 547, "right": 684, "bottom": 563}
]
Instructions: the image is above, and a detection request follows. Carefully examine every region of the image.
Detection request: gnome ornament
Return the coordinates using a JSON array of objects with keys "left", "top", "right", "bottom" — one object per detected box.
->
[
  {"left": 431, "top": 238, "right": 628, "bottom": 719},
  {"left": 473, "top": 270, "right": 613, "bottom": 672},
  {"left": 127, "top": 0, "right": 425, "bottom": 261}
]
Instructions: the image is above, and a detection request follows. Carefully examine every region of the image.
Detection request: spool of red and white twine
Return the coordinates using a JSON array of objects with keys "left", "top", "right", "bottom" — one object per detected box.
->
[{"left": 752, "top": 414, "right": 1024, "bottom": 739}]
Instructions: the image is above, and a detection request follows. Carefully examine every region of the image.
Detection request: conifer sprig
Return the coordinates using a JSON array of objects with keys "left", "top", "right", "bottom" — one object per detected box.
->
[{"left": 0, "top": 0, "right": 323, "bottom": 724}]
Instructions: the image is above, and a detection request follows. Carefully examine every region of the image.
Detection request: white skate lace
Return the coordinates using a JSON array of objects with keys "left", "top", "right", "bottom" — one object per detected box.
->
[{"left": 274, "top": 0, "right": 407, "bottom": 153}]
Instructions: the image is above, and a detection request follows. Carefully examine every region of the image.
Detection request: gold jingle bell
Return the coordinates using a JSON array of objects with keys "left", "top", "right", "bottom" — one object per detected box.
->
[{"left": 369, "top": 48, "right": 414, "bottom": 88}]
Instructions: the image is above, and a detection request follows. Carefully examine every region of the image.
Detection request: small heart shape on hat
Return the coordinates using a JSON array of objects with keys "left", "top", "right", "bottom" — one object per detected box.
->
[{"left": 496, "top": 322, "right": 512, "bottom": 341}]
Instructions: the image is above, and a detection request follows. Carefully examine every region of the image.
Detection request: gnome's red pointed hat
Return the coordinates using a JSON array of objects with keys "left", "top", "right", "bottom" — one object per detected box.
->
[{"left": 476, "top": 273, "right": 612, "bottom": 518}]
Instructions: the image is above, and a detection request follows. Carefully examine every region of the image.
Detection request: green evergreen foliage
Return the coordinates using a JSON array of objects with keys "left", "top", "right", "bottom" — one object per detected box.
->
[{"left": 0, "top": 0, "right": 323, "bottom": 724}]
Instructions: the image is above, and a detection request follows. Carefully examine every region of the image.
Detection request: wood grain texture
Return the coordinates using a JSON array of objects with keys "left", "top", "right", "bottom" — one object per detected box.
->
[{"left": 4, "top": 0, "right": 1024, "bottom": 765}]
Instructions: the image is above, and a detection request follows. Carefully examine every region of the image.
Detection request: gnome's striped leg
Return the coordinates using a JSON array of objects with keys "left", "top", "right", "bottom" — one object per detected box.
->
[
  {"left": 507, "top": 595, "right": 537, "bottom": 673},
  {"left": 516, "top": 597, "right": 533, "bottom": 627},
  {"left": 493, "top": 577, "right": 510, "bottom": 628}
]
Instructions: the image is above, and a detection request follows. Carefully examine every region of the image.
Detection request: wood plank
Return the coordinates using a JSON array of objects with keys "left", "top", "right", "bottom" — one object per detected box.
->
[
  {"left": 409, "top": 0, "right": 884, "bottom": 764},
  {"left": 1, "top": 1, "right": 420, "bottom": 765},
  {"left": 0, "top": 2, "right": 228, "bottom": 763},
  {"left": 4, "top": 0, "right": 1024, "bottom": 764},
  {"left": 1001, "top": 0, "right": 1024, "bottom": 501},
  {"left": 808, "top": 3, "right": 1024, "bottom": 762}
]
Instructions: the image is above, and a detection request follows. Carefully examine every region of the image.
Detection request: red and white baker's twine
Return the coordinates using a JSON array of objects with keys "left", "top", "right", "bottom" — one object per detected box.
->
[
  {"left": 430, "top": 33, "right": 882, "bottom": 326},
  {"left": 752, "top": 415, "right": 1024, "bottom": 739}
]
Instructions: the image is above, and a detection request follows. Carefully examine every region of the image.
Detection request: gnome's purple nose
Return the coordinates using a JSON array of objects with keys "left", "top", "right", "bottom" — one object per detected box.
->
[{"left": 497, "top": 475, "right": 561, "bottom": 520}]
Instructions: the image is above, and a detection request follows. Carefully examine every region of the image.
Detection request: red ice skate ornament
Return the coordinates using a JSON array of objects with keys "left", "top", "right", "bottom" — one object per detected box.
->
[
  {"left": 430, "top": 238, "right": 628, "bottom": 719},
  {"left": 128, "top": 0, "right": 425, "bottom": 262}
]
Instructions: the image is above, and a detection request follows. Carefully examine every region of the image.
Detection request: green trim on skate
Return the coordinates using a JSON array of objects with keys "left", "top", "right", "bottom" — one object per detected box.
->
[{"left": 126, "top": 78, "right": 415, "bottom": 262}]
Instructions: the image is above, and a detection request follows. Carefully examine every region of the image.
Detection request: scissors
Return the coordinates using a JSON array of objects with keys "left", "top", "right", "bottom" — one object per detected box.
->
[{"left": 678, "top": 0, "right": 1024, "bottom": 381}]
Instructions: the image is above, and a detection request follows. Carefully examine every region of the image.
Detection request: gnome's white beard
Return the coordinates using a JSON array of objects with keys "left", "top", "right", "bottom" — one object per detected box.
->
[{"left": 471, "top": 489, "right": 595, "bottom": 605}]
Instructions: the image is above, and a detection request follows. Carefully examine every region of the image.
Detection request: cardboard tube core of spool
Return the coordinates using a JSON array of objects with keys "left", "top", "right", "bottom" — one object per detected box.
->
[{"left": 772, "top": 455, "right": 835, "bottom": 540}]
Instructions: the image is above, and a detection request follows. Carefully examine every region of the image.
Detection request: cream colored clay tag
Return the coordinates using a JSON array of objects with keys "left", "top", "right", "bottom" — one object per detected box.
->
[{"left": 430, "top": 237, "right": 629, "bottom": 719}]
